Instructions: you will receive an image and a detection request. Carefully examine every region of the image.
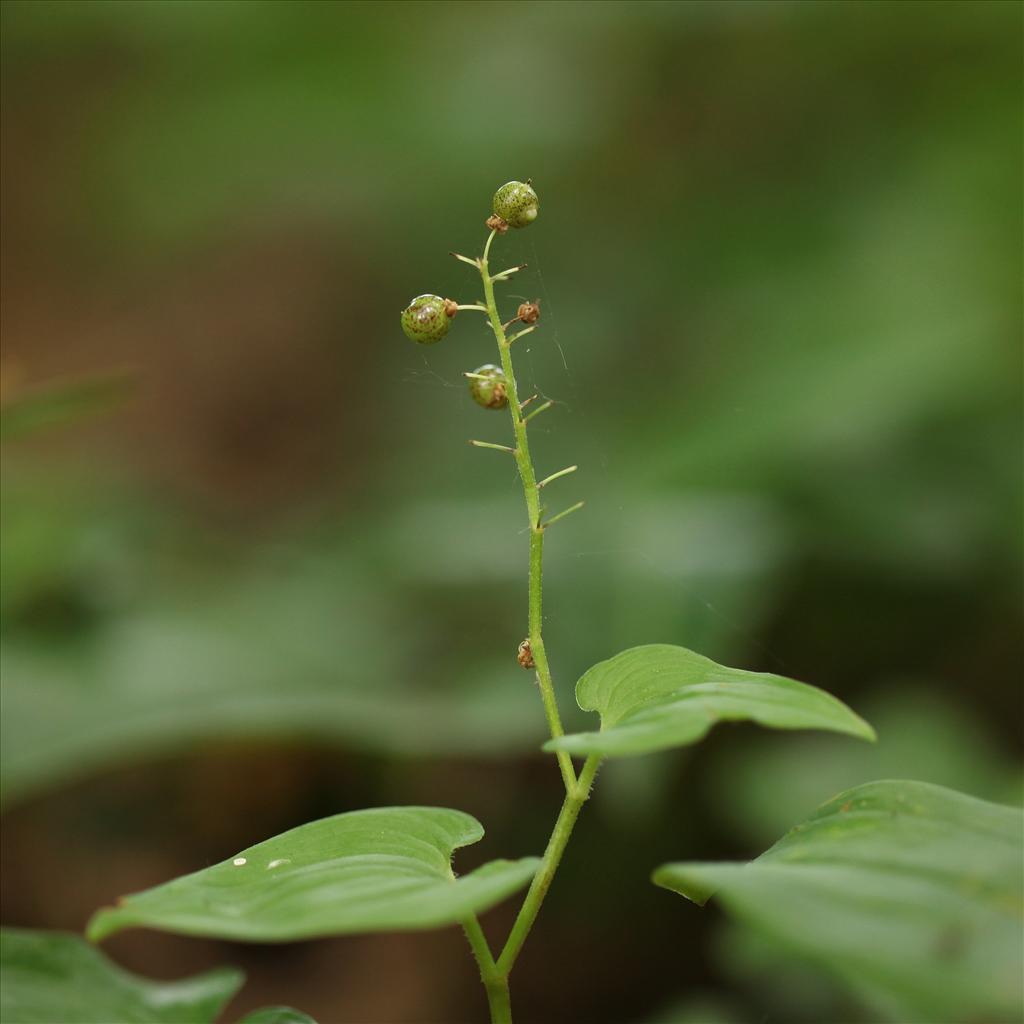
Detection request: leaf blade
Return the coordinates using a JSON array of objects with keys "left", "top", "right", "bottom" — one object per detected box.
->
[
  {"left": 87, "top": 807, "right": 539, "bottom": 943},
  {"left": 654, "top": 780, "right": 1024, "bottom": 1023},
  {"left": 545, "top": 644, "right": 874, "bottom": 757},
  {"left": 236, "top": 1009, "right": 318, "bottom": 1024},
  {"left": 0, "top": 928, "right": 243, "bottom": 1024}
]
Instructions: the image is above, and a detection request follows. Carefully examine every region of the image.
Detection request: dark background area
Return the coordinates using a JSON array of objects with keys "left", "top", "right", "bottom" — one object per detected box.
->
[{"left": 1, "top": 2, "right": 1021, "bottom": 1022}]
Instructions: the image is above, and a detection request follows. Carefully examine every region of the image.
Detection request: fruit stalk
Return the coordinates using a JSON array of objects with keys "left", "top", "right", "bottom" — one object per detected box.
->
[{"left": 478, "top": 229, "right": 577, "bottom": 794}]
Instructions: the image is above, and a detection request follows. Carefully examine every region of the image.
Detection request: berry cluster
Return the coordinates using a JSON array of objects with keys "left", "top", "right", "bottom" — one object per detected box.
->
[{"left": 400, "top": 181, "right": 540, "bottom": 411}]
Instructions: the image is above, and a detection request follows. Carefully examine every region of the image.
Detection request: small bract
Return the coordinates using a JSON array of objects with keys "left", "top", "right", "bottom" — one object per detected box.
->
[
  {"left": 401, "top": 294, "right": 454, "bottom": 344},
  {"left": 493, "top": 181, "right": 539, "bottom": 229},
  {"left": 468, "top": 364, "right": 508, "bottom": 410}
]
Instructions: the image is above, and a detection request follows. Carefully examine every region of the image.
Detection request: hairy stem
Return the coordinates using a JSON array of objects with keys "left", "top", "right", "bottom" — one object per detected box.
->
[
  {"left": 463, "top": 228, "right": 601, "bottom": 1024},
  {"left": 496, "top": 754, "right": 602, "bottom": 976},
  {"left": 462, "top": 916, "right": 512, "bottom": 1024}
]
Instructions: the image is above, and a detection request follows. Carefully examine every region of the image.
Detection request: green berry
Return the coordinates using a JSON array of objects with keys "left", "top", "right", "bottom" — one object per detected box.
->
[
  {"left": 401, "top": 294, "right": 455, "bottom": 344},
  {"left": 493, "top": 181, "right": 539, "bottom": 229},
  {"left": 468, "top": 364, "right": 508, "bottom": 410}
]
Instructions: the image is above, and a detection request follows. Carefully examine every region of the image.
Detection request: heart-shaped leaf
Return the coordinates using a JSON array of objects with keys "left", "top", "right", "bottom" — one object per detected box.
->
[
  {"left": 0, "top": 928, "right": 243, "bottom": 1024},
  {"left": 544, "top": 644, "right": 874, "bottom": 757},
  {"left": 654, "top": 780, "right": 1024, "bottom": 1023},
  {"left": 88, "top": 807, "right": 539, "bottom": 943}
]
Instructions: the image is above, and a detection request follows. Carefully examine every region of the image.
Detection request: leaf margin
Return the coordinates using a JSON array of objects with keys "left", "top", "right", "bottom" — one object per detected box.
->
[
  {"left": 87, "top": 805, "right": 540, "bottom": 944},
  {"left": 544, "top": 643, "right": 875, "bottom": 757}
]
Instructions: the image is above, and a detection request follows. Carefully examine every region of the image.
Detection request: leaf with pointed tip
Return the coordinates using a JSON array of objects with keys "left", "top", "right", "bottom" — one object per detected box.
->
[
  {"left": 0, "top": 928, "right": 243, "bottom": 1024},
  {"left": 544, "top": 644, "right": 874, "bottom": 757},
  {"left": 654, "top": 780, "right": 1024, "bottom": 1023},
  {"left": 236, "top": 1010, "right": 317, "bottom": 1024},
  {"left": 88, "top": 807, "right": 539, "bottom": 943}
]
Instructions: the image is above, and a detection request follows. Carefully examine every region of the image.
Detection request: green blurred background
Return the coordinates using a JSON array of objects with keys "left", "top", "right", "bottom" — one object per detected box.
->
[{"left": 1, "top": 1, "right": 1021, "bottom": 1021}]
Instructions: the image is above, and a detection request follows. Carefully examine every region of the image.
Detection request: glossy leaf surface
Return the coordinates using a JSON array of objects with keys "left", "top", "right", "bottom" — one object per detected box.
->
[
  {"left": 89, "top": 807, "right": 539, "bottom": 942},
  {"left": 545, "top": 644, "right": 874, "bottom": 757},
  {"left": 654, "top": 780, "right": 1024, "bottom": 1023},
  {"left": 0, "top": 928, "right": 243, "bottom": 1024}
]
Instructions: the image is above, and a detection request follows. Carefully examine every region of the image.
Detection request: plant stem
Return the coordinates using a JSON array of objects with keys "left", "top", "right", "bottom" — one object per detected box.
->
[
  {"left": 479, "top": 231, "right": 577, "bottom": 795},
  {"left": 462, "top": 916, "right": 512, "bottom": 1024},
  {"left": 465, "top": 228, "right": 601, "bottom": 1024},
  {"left": 495, "top": 754, "right": 601, "bottom": 977}
]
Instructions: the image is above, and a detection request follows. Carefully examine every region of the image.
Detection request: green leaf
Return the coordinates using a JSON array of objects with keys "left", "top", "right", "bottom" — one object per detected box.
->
[
  {"left": 0, "top": 491, "right": 549, "bottom": 805},
  {"left": 705, "top": 685, "right": 1022, "bottom": 849},
  {"left": 0, "top": 928, "right": 243, "bottom": 1024},
  {"left": 236, "top": 1010, "right": 317, "bottom": 1024},
  {"left": 544, "top": 644, "right": 874, "bottom": 757},
  {"left": 654, "top": 780, "right": 1024, "bottom": 1023},
  {"left": 88, "top": 807, "right": 539, "bottom": 943}
]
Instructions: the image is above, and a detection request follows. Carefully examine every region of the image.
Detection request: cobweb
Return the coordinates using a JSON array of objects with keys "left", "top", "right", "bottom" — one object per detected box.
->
[{"left": 398, "top": 235, "right": 789, "bottom": 670}]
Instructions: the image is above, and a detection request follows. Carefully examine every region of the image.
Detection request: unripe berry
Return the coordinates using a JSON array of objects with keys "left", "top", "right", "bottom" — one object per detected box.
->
[
  {"left": 468, "top": 364, "right": 508, "bottom": 410},
  {"left": 493, "top": 181, "right": 539, "bottom": 229},
  {"left": 401, "top": 294, "right": 456, "bottom": 344}
]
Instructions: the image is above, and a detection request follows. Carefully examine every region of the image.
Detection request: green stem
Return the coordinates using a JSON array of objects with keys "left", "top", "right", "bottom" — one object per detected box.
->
[
  {"left": 496, "top": 754, "right": 602, "bottom": 976},
  {"left": 462, "top": 916, "right": 512, "bottom": 1024},
  {"left": 462, "top": 229, "right": 601, "bottom": 1024},
  {"left": 479, "top": 231, "right": 577, "bottom": 795}
]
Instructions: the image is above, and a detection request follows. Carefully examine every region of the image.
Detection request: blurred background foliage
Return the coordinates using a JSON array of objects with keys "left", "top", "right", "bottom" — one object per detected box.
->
[{"left": 1, "top": 1, "right": 1021, "bottom": 1022}]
